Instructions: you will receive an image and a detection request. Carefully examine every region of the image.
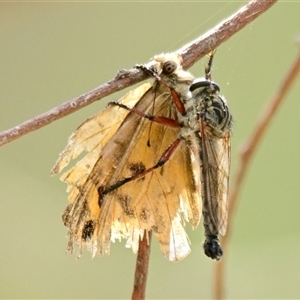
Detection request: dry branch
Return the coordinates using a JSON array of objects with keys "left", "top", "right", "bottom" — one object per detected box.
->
[
  {"left": 0, "top": 0, "right": 277, "bottom": 147},
  {"left": 132, "top": 231, "right": 152, "bottom": 300}
]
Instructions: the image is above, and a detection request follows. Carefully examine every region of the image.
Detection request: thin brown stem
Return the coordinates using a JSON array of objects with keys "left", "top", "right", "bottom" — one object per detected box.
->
[
  {"left": 0, "top": 0, "right": 276, "bottom": 147},
  {"left": 131, "top": 231, "right": 152, "bottom": 300},
  {"left": 181, "top": 0, "right": 277, "bottom": 70},
  {"left": 214, "top": 47, "right": 300, "bottom": 300}
]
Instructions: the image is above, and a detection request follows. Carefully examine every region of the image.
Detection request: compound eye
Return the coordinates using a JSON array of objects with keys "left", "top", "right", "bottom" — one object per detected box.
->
[
  {"left": 190, "top": 80, "right": 220, "bottom": 93},
  {"left": 162, "top": 61, "right": 177, "bottom": 75}
]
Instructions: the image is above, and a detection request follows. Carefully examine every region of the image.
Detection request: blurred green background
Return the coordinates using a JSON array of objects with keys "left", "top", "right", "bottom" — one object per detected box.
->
[{"left": 1, "top": 2, "right": 300, "bottom": 299}]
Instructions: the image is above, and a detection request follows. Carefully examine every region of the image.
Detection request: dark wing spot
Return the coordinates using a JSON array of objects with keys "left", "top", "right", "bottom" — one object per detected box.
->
[
  {"left": 151, "top": 215, "right": 165, "bottom": 234},
  {"left": 98, "top": 187, "right": 104, "bottom": 207},
  {"left": 151, "top": 225, "right": 159, "bottom": 233},
  {"left": 62, "top": 203, "right": 72, "bottom": 226},
  {"left": 82, "top": 220, "right": 95, "bottom": 241},
  {"left": 128, "top": 162, "right": 146, "bottom": 177},
  {"left": 117, "top": 194, "right": 135, "bottom": 218},
  {"left": 140, "top": 209, "right": 150, "bottom": 222},
  {"left": 159, "top": 165, "right": 165, "bottom": 176}
]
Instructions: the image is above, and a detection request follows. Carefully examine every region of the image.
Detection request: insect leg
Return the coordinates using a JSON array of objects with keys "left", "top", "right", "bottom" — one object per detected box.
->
[
  {"left": 99, "top": 137, "right": 183, "bottom": 197},
  {"left": 108, "top": 101, "right": 181, "bottom": 128},
  {"left": 136, "top": 63, "right": 186, "bottom": 115},
  {"left": 205, "top": 49, "right": 217, "bottom": 81}
]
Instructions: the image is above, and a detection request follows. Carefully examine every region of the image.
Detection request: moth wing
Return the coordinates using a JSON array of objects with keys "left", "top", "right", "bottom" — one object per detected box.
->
[
  {"left": 96, "top": 87, "right": 201, "bottom": 261},
  {"left": 59, "top": 82, "right": 201, "bottom": 261},
  {"left": 51, "top": 82, "right": 151, "bottom": 176}
]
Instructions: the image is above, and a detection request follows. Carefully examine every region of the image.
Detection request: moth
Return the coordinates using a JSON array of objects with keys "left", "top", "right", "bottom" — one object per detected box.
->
[{"left": 51, "top": 52, "right": 232, "bottom": 261}]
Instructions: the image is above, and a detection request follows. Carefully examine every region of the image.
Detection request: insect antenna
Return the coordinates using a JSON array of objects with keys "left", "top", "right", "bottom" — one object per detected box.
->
[{"left": 205, "top": 49, "right": 217, "bottom": 81}]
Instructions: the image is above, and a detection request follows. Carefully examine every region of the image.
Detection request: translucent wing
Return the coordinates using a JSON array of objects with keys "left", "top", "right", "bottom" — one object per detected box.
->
[{"left": 200, "top": 125, "right": 231, "bottom": 237}]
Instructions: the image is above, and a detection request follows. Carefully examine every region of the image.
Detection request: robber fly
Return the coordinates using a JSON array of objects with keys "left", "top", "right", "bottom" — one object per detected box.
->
[
  {"left": 51, "top": 52, "right": 232, "bottom": 261},
  {"left": 188, "top": 52, "right": 232, "bottom": 259}
]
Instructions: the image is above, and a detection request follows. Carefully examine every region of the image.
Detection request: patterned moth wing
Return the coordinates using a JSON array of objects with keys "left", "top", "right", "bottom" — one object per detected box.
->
[{"left": 51, "top": 53, "right": 202, "bottom": 261}]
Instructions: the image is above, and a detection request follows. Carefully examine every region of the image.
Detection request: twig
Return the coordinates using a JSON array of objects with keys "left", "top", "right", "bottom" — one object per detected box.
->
[
  {"left": 214, "top": 46, "right": 300, "bottom": 300},
  {"left": 131, "top": 231, "right": 152, "bottom": 300},
  {"left": 180, "top": 0, "right": 277, "bottom": 69},
  {"left": 0, "top": 0, "right": 277, "bottom": 147}
]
